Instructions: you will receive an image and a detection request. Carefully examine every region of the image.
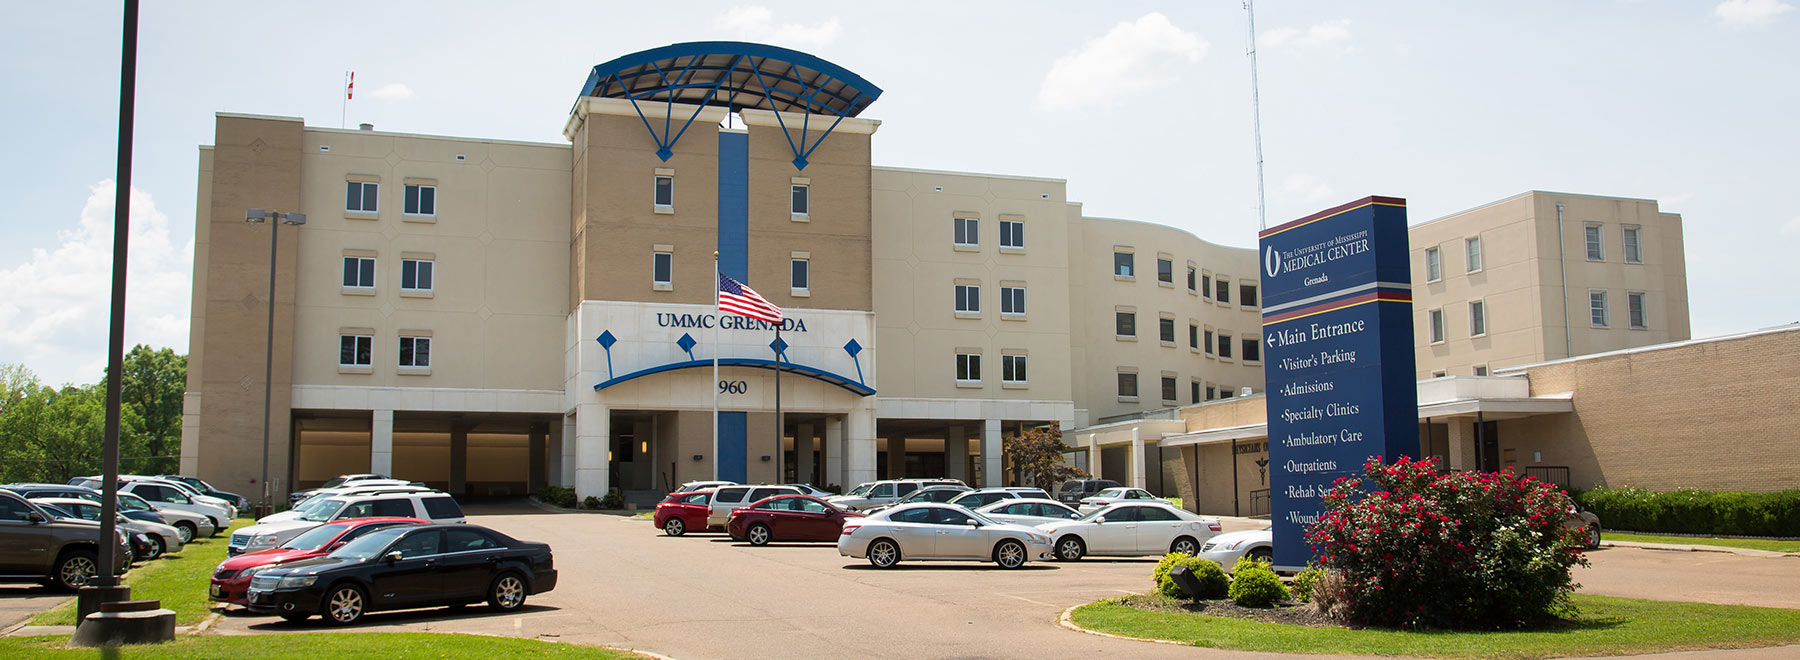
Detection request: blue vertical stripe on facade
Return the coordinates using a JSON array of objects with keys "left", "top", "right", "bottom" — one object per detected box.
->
[
  {"left": 718, "top": 131, "right": 749, "bottom": 283},
  {"left": 717, "top": 411, "right": 748, "bottom": 483}
]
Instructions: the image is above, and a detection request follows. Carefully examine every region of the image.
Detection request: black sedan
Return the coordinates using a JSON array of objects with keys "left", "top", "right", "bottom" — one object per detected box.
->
[{"left": 243, "top": 523, "right": 556, "bottom": 625}]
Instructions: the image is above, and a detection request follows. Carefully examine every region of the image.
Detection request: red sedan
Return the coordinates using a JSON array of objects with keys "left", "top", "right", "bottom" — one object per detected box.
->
[
  {"left": 209, "top": 517, "right": 422, "bottom": 606},
  {"left": 727, "top": 495, "right": 863, "bottom": 545},
  {"left": 655, "top": 490, "right": 713, "bottom": 536}
]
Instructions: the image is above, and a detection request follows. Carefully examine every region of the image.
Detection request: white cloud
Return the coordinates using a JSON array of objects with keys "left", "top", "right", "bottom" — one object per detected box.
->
[
  {"left": 1780, "top": 217, "right": 1800, "bottom": 239},
  {"left": 1261, "top": 19, "right": 1354, "bottom": 50},
  {"left": 1280, "top": 174, "right": 1337, "bottom": 203},
  {"left": 715, "top": 6, "right": 841, "bottom": 48},
  {"left": 369, "top": 82, "right": 413, "bottom": 101},
  {"left": 0, "top": 181, "right": 192, "bottom": 386},
  {"left": 1714, "top": 0, "right": 1794, "bottom": 28},
  {"left": 1038, "top": 12, "right": 1208, "bottom": 112}
]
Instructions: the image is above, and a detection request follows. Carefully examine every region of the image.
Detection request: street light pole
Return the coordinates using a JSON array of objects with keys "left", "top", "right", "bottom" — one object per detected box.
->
[{"left": 246, "top": 209, "right": 305, "bottom": 517}]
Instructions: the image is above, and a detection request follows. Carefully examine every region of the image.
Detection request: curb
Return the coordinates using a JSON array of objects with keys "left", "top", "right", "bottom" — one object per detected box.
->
[
  {"left": 1602, "top": 540, "right": 1800, "bottom": 559},
  {"left": 522, "top": 498, "right": 641, "bottom": 516},
  {"left": 1057, "top": 602, "right": 1188, "bottom": 647}
]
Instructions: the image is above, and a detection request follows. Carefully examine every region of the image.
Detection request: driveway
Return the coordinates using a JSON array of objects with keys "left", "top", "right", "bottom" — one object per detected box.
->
[{"left": 203, "top": 503, "right": 1800, "bottom": 660}]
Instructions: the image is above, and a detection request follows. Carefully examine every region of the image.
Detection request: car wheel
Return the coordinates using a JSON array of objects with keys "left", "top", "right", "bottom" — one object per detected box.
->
[
  {"left": 488, "top": 572, "right": 528, "bottom": 612},
  {"left": 663, "top": 518, "right": 686, "bottom": 537},
  {"left": 747, "top": 523, "right": 772, "bottom": 546},
  {"left": 52, "top": 550, "right": 99, "bottom": 593},
  {"left": 209, "top": 518, "right": 226, "bottom": 536},
  {"left": 1055, "top": 536, "right": 1086, "bottom": 561},
  {"left": 175, "top": 521, "right": 196, "bottom": 544},
  {"left": 146, "top": 537, "right": 165, "bottom": 560},
  {"left": 322, "top": 583, "right": 367, "bottom": 625},
  {"left": 993, "top": 540, "right": 1027, "bottom": 569},
  {"left": 867, "top": 539, "right": 901, "bottom": 568},
  {"left": 1586, "top": 524, "right": 1602, "bottom": 549},
  {"left": 1170, "top": 536, "right": 1200, "bottom": 556},
  {"left": 1248, "top": 548, "right": 1274, "bottom": 565}
]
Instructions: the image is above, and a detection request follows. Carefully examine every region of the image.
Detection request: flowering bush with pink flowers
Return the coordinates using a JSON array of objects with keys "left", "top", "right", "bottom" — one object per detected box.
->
[{"left": 1305, "top": 456, "right": 1588, "bottom": 629}]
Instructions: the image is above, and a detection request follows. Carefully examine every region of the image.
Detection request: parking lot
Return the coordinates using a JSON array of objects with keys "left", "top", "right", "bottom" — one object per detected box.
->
[{"left": 194, "top": 502, "right": 1800, "bottom": 660}]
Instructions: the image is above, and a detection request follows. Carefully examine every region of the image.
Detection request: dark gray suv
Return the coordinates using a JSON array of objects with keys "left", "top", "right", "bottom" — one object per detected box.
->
[
  {"left": 1056, "top": 479, "right": 1122, "bottom": 505},
  {"left": 0, "top": 490, "right": 131, "bottom": 591}
]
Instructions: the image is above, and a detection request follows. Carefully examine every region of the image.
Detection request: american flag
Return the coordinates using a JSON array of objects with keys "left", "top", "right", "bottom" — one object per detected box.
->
[{"left": 718, "top": 273, "right": 783, "bottom": 323}]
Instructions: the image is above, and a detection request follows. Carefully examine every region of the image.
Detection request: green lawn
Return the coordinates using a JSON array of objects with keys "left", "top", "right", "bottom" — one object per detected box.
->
[
  {"left": 0, "top": 633, "right": 651, "bottom": 659},
  {"left": 1071, "top": 593, "right": 1800, "bottom": 659},
  {"left": 1606, "top": 532, "right": 1800, "bottom": 553},
  {"left": 32, "top": 519, "right": 250, "bottom": 626}
]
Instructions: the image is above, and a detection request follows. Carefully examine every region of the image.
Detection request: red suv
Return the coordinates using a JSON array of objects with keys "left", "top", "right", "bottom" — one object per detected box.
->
[
  {"left": 210, "top": 517, "right": 422, "bottom": 606},
  {"left": 726, "top": 495, "right": 863, "bottom": 545},
  {"left": 654, "top": 490, "right": 713, "bottom": 537}
]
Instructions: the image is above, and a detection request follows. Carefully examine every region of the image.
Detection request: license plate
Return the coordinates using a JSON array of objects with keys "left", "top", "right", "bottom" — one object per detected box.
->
[
  {"left": 209, "top": 584, "right": 221, "bottom": 598},
  {"left": 247, "top": 590, "right": 266, "bottom": 605}
]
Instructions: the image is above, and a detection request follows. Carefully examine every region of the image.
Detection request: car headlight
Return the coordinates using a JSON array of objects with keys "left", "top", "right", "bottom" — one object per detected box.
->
[
  {"left": 1225, "top": 538, "right": 1245, "bottom": 550},
  {"left": 248, "top": 535, "right": 278, "bottom": 548},
  {"left": 278, "top": 575, "right": 316, "bottom": 588},
  {"left": 239, "top": 565, "right": 265, "bottom": 579},
  {"left": 1026, "top": 533, "right": 1049, "bottom": 544}
]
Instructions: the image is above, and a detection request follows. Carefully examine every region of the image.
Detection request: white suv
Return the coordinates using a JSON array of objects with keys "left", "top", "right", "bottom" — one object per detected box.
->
[
  {"left": 230, "top": 491, "right": 464, "bottom": 555},
  {"left": 108, "top": 479, "right": 234, "bottom": 536},
  {"left": 259, "top": 484, "right": 435, "bottom": 524},
  {"left": 828, "top": 479, "right": 966, "bottom": 512},
  {"left": 705, "top": 485, "right": 805, "bottom": 528}
]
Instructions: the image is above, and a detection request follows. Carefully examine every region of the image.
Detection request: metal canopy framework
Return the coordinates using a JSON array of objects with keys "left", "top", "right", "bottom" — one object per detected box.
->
[{"left": 576, "top": 41, "right": 883, "bottom": 169}]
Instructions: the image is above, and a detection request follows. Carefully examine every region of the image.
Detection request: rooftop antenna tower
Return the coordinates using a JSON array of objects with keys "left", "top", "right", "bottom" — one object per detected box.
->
[{"left": 1246, "top": 0, "right": 1267, "bottom": 230}]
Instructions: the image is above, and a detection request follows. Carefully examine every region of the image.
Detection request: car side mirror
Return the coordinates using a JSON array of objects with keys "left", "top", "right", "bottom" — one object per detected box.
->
[
  {"left": 1094, "top": 516, "right": 1107, "bottom": 524},
  {"left": 965, "top": 519, "right": 981, "bottom": 527},
  {"left": 384, "top": 551, "right": 403, "bottom": 564},
  {"left": 329, "top": 541, "right": 347, "bottom": 550},
  {"left": 27, "top": 512, "right": 47, "bottom": 524}
]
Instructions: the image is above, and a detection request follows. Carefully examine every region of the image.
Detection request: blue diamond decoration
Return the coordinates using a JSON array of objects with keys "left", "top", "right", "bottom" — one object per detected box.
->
[
  {"left": 791, "top": 155, "right": 808, "bottom": 170},
  {"left": 596, "top": 331, "right": 616, "bottom": 349},
  {"left": 656, "top": 146, "right": 673, "bottom": 161},
  {"left": 769, "top": 337, "right": 789, "bottom": 357},
  {"left": 843, "top": 339, "right": 862, "bottom": 357},
  {"left": 677, "top": 333, "right": 697, "bottom": 353}
]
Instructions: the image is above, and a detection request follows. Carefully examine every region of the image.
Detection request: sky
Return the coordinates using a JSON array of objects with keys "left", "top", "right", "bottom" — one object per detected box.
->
[{"left": 1, "top": 1, "right": 1796, "bottom": 387}]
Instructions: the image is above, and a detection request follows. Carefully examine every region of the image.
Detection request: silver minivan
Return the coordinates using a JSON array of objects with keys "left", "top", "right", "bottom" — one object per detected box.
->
[{"left": 706, "top": 485, "right": 804, "bottom": 528}]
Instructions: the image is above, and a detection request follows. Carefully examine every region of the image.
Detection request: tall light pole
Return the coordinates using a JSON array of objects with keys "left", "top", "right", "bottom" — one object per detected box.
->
[{"left": 246, "top": 208, "right": 305, "bottom": 517}]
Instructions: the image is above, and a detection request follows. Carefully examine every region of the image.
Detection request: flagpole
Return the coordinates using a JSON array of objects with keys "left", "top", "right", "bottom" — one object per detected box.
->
[
  {"left": 712, "top": 251, "right": 721, "bottom": 482},
  {"left": 775, "top": 322, "right": 783, "bottom": 484},
  {"left": 341, "top": 71, "right": 350, "bottom": 129}
]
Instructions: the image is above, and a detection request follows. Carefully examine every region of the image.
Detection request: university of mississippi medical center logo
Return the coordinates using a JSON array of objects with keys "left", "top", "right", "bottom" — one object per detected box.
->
[{"left": 1265, "top": 245, "right": 1281, "bottom": 278}]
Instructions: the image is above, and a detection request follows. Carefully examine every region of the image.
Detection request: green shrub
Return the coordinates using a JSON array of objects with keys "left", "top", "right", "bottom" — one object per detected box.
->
[
  {"left": 1291, "top": 564, "right": 1326, "bottom": 603},
  {"left": 1577, "top": 487, "right": 1800, "bottom": 537},
  {"left": 1228, "top": 559, "right": 1289, "bottom": 608},
  {"left": 536, "top": 486, "right": 577, "bottom": 509},
  {"left": 599, "top": 489, "right": 625, "bottom": 509},
  {"left": 582, "top": 495, "right": 602, "bottom": 510},
  {"left": 1152, "top": 552, "right": 1228, "bottom": 599}
]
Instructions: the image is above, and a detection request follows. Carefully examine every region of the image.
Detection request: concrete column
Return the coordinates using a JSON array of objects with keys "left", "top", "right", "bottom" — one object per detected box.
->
[
  {"left": 370, "top": 410, "right": 394, "bottom": 476},
  {"left": 981, "top": 419, "right": 1003, "bottom": 487},
  {"left": 1087, "top": 433, "right": 1101, "bottom": 479},
  {"left": 844, "top": 403, "right": 877, "bottom": 487},
  {"left": 1447, "top": 418, "right": 1477, "bottom": 471},
  {"left": 795, "top": 423, "right": 815, "bottom": 485},
  {"left": 528, "top": 422, "right": 548, "bottom": 494},
  {"left": 1129, "top": 426, "right": 1146, "bottom": 489},
  {"left": 886, "top": 435, "right": 908, "bottom": 479},
  {"left": 546, "top": 421, "right": 564, "bottom": 488},
  {"left": 575, "top": 403, "right": 610, "bottom": 501},
  {"left": 559, "top": 414, "right": 576, "bottom": 488},
  {"left": 449, "top": 422, "right": 470, "bottom": 496},
  {"left": 944, "top": 425, "right": 968, "bottom": 482},
  {"left": 824, "top": 416, "right": 844, "bottom": 490}
]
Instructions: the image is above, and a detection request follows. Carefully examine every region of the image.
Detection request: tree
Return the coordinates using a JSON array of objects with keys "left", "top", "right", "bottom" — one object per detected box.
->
[
  {"left": 1001, "top": 425, "right": 1087, "bottom": 491},
  {"left": 114, "top": 345, "right": 186, "bottom": 475}
]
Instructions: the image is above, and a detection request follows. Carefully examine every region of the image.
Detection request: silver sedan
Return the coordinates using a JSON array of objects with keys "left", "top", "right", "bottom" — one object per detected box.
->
[
  {"left": 973, "top": 498, "right": 1083, "bottom": 526},
  {"left": 837, "top": 503, "right": 1054, "bottom": 569}
]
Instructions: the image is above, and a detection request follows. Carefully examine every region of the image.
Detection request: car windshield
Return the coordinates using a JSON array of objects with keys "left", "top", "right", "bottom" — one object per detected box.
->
[
  {"left": 37, "top": 503, "right": 77, "bottom": 519},
  {"left": 282, "top": 522, "right": 351, "bottom": 550},
  {"left": 116, "top": 495, "right": 149, "bottom": 511},
  {"left": 301, "top": 499, "right": 347, "bottom": 522},
  {"left": 328, "top": 526, "right": 408, "bottom": 560},
  {"left": 319, "top": 477, "right": 348, "bottom": 489},
  {"left": 846, "top": 483, "right": 873, "bottom": 497},
  {"left": 1093, "top": 488, "right": 1126, "bottom": 499}
]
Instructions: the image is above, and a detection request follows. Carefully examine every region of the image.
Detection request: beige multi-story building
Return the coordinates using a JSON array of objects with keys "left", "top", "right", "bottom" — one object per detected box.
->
[{"left": 180, "top": 42, "right": 1709, "bottom": 509}]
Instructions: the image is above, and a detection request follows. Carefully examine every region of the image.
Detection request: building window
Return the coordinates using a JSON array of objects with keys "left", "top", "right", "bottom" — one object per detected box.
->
[
  {"left": 1585, "top": 224, "right": 1604, "bottom": 261},
  {"left": 403, "top": 184, "right": 436, "bottom": 216},
  {"left": 654, "top": 175, "right": 674, "bottom": 211},
  {"left": 1242, "top": 337, "right": 1260, "bottom": 362},
  {"left": 1113, "top": 251, "right": 1134, "bottom": 278},
  {"left": 956, "top": 352, "right": 982, "bottom": 383},
  {"left": 1000, "top": 286, "right": 1025, "bottom": 316},
  {"left": 1220, "top": 386, "right": 1234, "bottom": 399},
  {"left": 1115, "top": 311, "right": 1136, "bottom": 337},
  {"left": 1157, "top": 258, "right": 1174, "bottom": 285},
  {"left": 955, "top": 284, "right": 981, "bottom": 314},
  {"left": 339, "top": 334, "right": 373, "bottom": 367},
  {"left": 653, "top": 250, "right": 672, "bottom": 288},
  {"left": 1002, "top": 355, "right": 1027, "bottom": 385},
  {"left": 999, "top": 219, "right": 1024, "bottom": 249},
  {"left": 1186, "top": 266, "right": 1197, "bottom": 292},
  {"left": 1425, "top": 247, "right": 1441, "bottom": 282},
  {"left": 1191, "top": 381, "right": 1201, "bottom": 403},
  {"left": 954, "top": 217, "right": 979, "bottom": 248},
  {"left": 1623, "top": 226, "right": 1642, "bottom": 264},
  {"left": 1161, "top": 376, "right": 1177, "bottom": 403},
  {"left": 1474, "top": 365, "right": 1489, "bottom": 376},
  {"left": 1628, "top": 291, "right": 1647, "bottom": 329},
  {"left": 1214, "top": 277, "right": 1230, "bottom": 303},
  {"left": 400, "top": 258, "right": 433, "bottom": 293},
  {"left": 1218, "top": 332, "right": 1233, "bottom": 359},
  {"left": 1431, "top": 370, "right": 1447, "bottom": 379},
  {"left": 1117, "top": 372, "right": 1138, "bottom": 399},
  {"left": 1465, "top": 237, "right": 1482, "bottom": 272},
  {"left": 1188, "top": 322, "right": 1199, "bottom": 349},
  {"left": 791, "top": 184, "right": 809, "bottom": 216},
  {"left": 1469, "top": 300, "right": 1486, "bottom": 337},
  {"left": 346, "top": 181, "right": 378, "bottom": 213},
  {"left": 1239, "top": 282, "right": 1258, "bottom": 307},
  {"left": 791, "top": 258, "right": 809, "bottom": 291},
  {"left": 1590, "top": 290, "right": 1609, "bottom": 327},
  {"left": 1159, "top": 317, "right": 1175, "bottom": 344},
  {"left": 1201, "top": 273, "right": 1213, "bottom": 299},
  {"left": 1429, "top": 308, "right": 1445, "bottom": 343},
  {"left": 342, "top": 256, "right": 376, "bottom": 289},
  {"left": 1203, "top": 329, "right": 1214, "bottom": 355},
  {"left": 1205, "top": 385, "right": 1217, "bottom": 401},
  {"left": 398, "top": 336, "right": 431, "bottom": 368}
]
